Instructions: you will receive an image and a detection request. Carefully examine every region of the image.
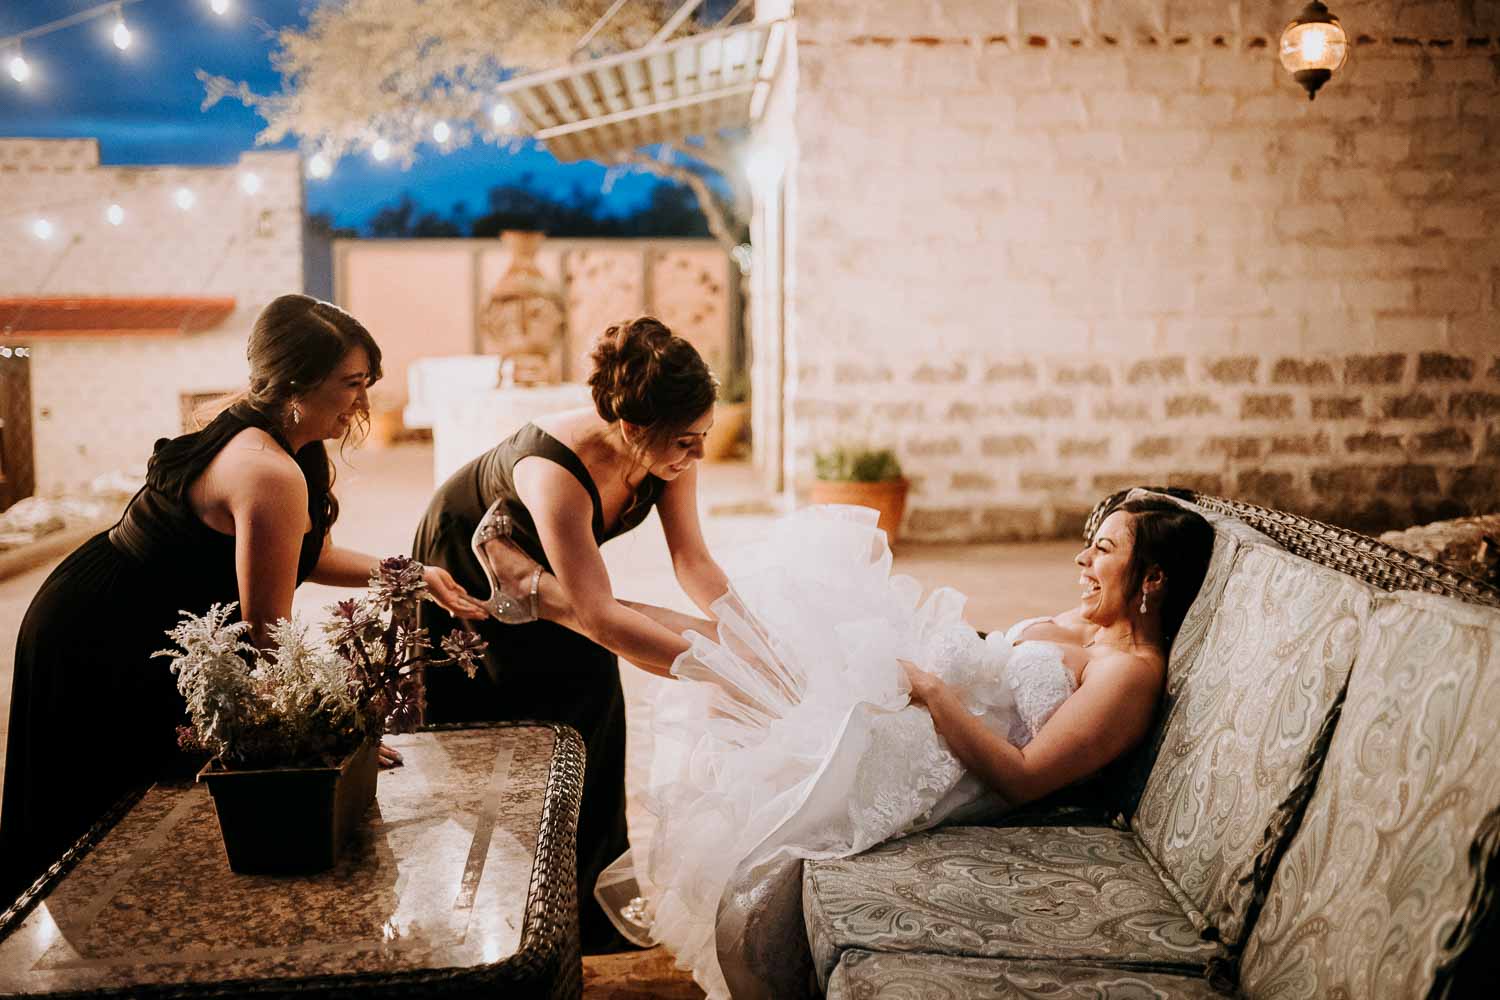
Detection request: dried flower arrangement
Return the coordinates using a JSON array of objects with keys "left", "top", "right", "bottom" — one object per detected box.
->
[{"left": 158, "top": 556, "right": 487, "bottom": 769}]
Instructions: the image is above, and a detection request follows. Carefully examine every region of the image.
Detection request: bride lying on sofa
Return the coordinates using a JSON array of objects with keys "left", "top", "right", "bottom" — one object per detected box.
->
[{"left": 474, "top": 495, "right": 1213, "bottom": 998}]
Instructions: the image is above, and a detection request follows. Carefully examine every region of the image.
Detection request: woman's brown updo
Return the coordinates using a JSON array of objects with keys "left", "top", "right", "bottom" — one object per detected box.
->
[{"left": 588, "top": 317, "right": 717, "bottom": 451}]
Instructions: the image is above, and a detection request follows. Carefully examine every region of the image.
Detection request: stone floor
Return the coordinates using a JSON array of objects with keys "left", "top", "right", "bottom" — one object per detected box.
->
[{"left": 0, "top": 442, "right": 1082, "bottom": 997}]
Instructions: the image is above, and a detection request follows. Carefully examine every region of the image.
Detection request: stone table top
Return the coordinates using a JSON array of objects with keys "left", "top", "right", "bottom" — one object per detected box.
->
[{"left": 0, "top": 723, "right": 584, "bottom": 998}]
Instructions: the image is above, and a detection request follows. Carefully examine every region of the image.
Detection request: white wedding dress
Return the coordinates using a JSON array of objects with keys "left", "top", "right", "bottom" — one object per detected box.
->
[{"left": 599, "top": 506, "right": 1078, "bottom": 999}]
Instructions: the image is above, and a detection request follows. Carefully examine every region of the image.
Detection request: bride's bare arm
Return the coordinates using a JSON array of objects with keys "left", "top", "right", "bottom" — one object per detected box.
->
[{"left": 901, "top": 654, "right": 1160, "bottom": 806}]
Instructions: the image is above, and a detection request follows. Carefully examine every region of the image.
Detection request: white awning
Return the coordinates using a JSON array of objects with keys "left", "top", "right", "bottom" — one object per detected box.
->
[{"left": 494, "top": 19, "right": 787, "bottom": 163}]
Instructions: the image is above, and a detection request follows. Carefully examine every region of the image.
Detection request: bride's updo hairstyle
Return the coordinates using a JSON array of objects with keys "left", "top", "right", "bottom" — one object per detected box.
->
[
  {"left": 588, "top": 316, "right": 717, "bottom": 455},
  {"left": 1114, "top": 497, "right": 1214, "bottom": 650}
]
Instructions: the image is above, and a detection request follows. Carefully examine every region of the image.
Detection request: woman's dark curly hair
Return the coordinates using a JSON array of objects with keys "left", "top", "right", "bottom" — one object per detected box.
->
[
  {"left": 1111, "top": 497, "right": 1215, "bottom": 651},
  {"left": 587, "top": 316, "right": 717, "bottom": 454}
]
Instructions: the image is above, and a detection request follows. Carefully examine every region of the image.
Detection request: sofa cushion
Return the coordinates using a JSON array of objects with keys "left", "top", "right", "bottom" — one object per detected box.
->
[
  {"left": 826, "top": 950, "right": 1234, "bottom": 1000},
  {"left": 1239, "top": 592, "right": 1500, "bottom": 999},
  {"left": 1130, "top": 543, "right": 1373, "bottom": 945},
  {"left": 802, "top": 825, "right": 1223, "bottom": 990}
]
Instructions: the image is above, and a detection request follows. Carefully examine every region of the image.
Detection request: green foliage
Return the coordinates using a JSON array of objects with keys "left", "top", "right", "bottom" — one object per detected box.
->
[
  {"left": 814, "top": 444, "right": 904, "bottom": 483},
  {"left": 158, "top": 556, "right": 486, "bottom": 769}
]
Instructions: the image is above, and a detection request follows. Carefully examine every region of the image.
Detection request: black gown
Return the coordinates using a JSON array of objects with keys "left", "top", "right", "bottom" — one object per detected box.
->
[
  {"left": 412, "top": 423, "right": 663, "bottom": 953},
  {"left": 0, "top": 404, "right": 326, "bottom": 904}
]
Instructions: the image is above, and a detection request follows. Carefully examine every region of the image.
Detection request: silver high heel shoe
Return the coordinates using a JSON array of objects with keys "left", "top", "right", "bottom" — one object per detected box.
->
[{"left": 471, "top": 500, "right": 542, "bottom": 624}]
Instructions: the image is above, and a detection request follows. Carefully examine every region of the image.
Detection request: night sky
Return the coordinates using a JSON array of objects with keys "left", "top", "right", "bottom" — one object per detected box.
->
[{"left": 0, "top": 0, "right": 662, "bottom": 229}]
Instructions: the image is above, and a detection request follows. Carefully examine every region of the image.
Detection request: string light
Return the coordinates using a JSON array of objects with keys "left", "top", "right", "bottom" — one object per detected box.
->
[
  {"left": 238, "top": 171, "right": 261, "bottom": 194},
  {"left": 370, "top": 138, "right": 391, "bottom": 162},
  {"left": 209, "top": 0, "right": 231, "bottom": 15},
  {"left": 432, "top": 120, "right": 451, "bottom": 144},
  {"left": 106, "top": 203, "right": 125, "bottom": 225},
  {"left": 111, "top": 6, "right": 132, "bottom": 51},
  {"left": 31, "top": 218, "right": 54, "bottom": 240},
  {"left": 490, "top": 102, "right": 514, "bottom": 128},
  {"left": 306, "top": 152, "right": 332, "bottom": 179},
  {"left": 6, "top": 50, "right": 29, "bottom": 83},
  {"left": 174, "top": 186, "right": 196, "bottom": 210}
]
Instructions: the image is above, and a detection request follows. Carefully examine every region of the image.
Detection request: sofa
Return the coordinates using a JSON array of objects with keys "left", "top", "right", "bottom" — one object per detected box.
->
[{"left": 798, "top": 488, "right": 1500, "bottom": 998}]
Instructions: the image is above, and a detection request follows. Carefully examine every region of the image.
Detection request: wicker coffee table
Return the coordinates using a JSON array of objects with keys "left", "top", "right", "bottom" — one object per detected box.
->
[{"left": 0, "top": 722, "right": 585, "bottom": 999}]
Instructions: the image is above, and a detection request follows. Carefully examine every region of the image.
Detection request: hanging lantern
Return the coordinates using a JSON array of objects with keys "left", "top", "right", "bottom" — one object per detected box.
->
[{"left": 1279, "top": 2, "right": 1349, "bottom": 100}]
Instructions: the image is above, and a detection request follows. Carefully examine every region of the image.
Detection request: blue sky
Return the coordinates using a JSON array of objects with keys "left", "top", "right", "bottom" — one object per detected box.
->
[{"left": 0, "top": 0, "right": 663, "bottom": 228}]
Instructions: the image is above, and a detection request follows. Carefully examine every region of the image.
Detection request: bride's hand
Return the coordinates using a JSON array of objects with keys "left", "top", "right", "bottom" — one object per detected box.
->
[
  {"left": 422, "top": 564, "right": 489, "bottom": 620},
  {"left": 900, "top": 659, "right": 942, "bottom": 706}
]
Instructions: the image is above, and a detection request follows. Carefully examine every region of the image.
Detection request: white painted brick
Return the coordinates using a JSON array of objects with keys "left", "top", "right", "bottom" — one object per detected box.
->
[
  {"left": 1051, "top": 130, "right": 1126, "bottom": 163},
  {"left": 1416, "top": 274, "right": 1484, "bottom": 313},
  {"left": 1235, "top": 316, "right": 1300, "bottom": 351},
  {"left": 1202, "top": 51, "right": 1278, "bottom": 91},
  {"left": 1097, "top": 168, "right": 1172, "bottom": 200},
  {"left": 1315, "top": 166, "right": 1393, "bottom": 199},
  {"left": 1085, "top": 91, "right": 1165, "bottom": 124},
  {"left": 1093, "top": 0, "right": 1168, "bottom": 38},
  {"left": 980, "top": 131, "right": 1058, "bottom": 165},
  {"left": 1356, "top": 205, "right": 1419, "bottom": 240},
  {"left": 1007, "top": 169, "right": 1099, "bottom": 201},
  {"left": 908, "top": 42, "right": 987, "bottom": 92},
  {"left": 977, "top": 49, "right": 1058, "bottom": 91},
  {"left": 1374, "top": 314, "right": 1449, "bottom": 349},
  {"left": 1460, "top": 92, "right": 1500, "bottom": 118},
  {"left": 1274, "top": 203, "right": 1347, "bottom": 239},
  {"left": 1121, "top": 129, "right": 1210, "bottom": 164},
  {"left": 1161, "top": 316, "right": 1236, "bottom": 351},
  {"left": 1015, "top": 0, "right": 1088, "bottom": 37},
  {"left": 1017, "top": 92, "right": 1088, "bottom": 126},
  {"left": 1449, "top": 314, "right": 1500, "bottom": 353},
  {"left": 1300, "top": 310, "right": 1376, "bottom": 352},
  {"left": 1341, "top": 277, "right": 1416, "bottom": 312},
  {"left": 1265, "top": 276, "right": 1345, "bottom": 315},
  {"left": 1393, "top": 0, "right": 1470, "bottom": 36},
  {"left": 1163, "top": 93, "right": 1237, "bottom": 125},
  {"left": 1055, "top": 53, "right": 1131, "bottom": 90},
  {"left": 1346, "top": 56, "right": 1424, "bottom": 87},
  {"left": 1118, "top": 268, "right": 1193, "bottom": 314},
  {"left": 1196, "top": 274, "right": 1274, "bottom": 316},
  {"left": 1392, "top": 92, "right": 1460, "bottom": 121},
  {"left": 1354, "top": 129, "right": 1414, "bottom": 162},
  {"left": 1390, "top": 168, "right": 1453, "bottom": 198},
  {"left": 1127, "top": 52, "right": 1202, "bottom": 92},
  {"left": 1424, "top": 204, "right": 1493, "bottom": 239}
]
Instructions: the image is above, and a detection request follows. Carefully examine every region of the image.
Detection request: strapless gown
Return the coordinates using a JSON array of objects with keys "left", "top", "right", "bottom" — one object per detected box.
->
[{"left": 600, "top": 506, "right": 1078, "bottom": 999}]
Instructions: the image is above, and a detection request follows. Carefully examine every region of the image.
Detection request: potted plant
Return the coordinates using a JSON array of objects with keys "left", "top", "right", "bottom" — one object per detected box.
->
[
  {"left": 157, "top": 556, "right": 486, "bottom": 874},
  {"left": 704, "top": 370, "right": 750, "bottom": 462},
  {"left": 809, "top": 444, "right": 910, "bottom": 545}
]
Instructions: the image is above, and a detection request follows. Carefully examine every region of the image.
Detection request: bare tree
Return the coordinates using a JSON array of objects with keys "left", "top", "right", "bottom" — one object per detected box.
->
[{"left": 202, "top": 0, "right": 747, "bottom": 247}]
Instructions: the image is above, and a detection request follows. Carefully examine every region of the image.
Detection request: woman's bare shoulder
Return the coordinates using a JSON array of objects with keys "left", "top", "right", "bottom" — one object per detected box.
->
[{"left": 209, "top": 429, "right": 305, "bottom": 500}]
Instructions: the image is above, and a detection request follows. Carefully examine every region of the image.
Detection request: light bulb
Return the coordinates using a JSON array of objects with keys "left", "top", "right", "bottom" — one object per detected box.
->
[
  {"left": 490, "top": 102, "right": 514, "bottom": 128},
  {"left": 239, "top": 171, "right": 262, "bottom": 194},
  {"left": 106, "top": 203, "right": 124, "bottom": 226},
  {"left": 307, "top": 153, "right": 332, "bottom": 179},
  {"left": 174, "top": 187, "right": 196, "bottom": 210},
  {"left": 112, "top": 18, "right": 133, "bottom": 51},
  {"left": 32, "top": 218, "right": 53, "bottom": 240},
  {"left": 209, "top": 0, "right": 231, "bottom": 15},
  {"left": 432, "top": 121, "right": 451, "bottom": 144},
  {"left": 7, "top": 54, "right": 30, "bottom": 83},
  {"left": 371, "top": 138, "right": 391, "bottom": 162}
]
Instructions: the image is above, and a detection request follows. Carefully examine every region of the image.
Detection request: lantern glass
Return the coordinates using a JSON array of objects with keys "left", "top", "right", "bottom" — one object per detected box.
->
[{"left": 1279, "top": 19, "right": 1348, "bottom": 74}]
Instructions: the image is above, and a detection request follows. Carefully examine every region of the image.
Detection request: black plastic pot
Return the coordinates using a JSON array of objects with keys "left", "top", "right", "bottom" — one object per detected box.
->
[{"left": 196, "top": 738, "right": 378, "bottom": 874}]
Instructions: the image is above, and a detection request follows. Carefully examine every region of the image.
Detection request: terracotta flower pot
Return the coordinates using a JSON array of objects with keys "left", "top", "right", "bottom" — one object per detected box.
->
[
  {"left": 808, "top": 478, "right": 910, "bottom": 545},
  {"left": 704, "top": 401, "right": 749, "bottom": 461},
  {"left": 197, "top": 738, "right": 378, "bottom": 874}
]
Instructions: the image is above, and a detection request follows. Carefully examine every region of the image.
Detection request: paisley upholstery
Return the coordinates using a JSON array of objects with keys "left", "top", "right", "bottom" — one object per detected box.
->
[
  {"left": 1238, "top": 592, "right": 1500, "bottom": 999},
  {"left": 1130, "top": 544, "right": 1373, "bottom": 945},
  {"left": 825, "top": 950, "right": 1233, "bottom": 1000},
  {"left": 802, "top": 824, "right": 1223, "bottom": 990}
]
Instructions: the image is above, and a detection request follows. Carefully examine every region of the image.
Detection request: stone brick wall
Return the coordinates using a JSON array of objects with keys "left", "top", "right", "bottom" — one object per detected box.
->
[
  {"left": 0, "top": 139, "right": 303, "bottom": 494},
  {"left": 775, "top": 0, "right": 1500, "bottom": 539}
]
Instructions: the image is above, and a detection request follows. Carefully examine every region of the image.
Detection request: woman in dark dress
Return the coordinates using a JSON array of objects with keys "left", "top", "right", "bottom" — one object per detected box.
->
[
  {"left": 412, "top": 316, "right": 729, "bottom": 952},
  {"left": 0, "top": 294, "right": 482, "bottom": 904}
]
